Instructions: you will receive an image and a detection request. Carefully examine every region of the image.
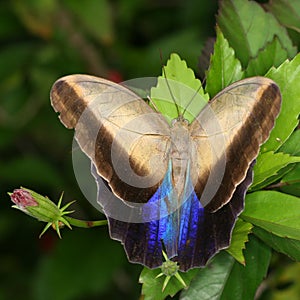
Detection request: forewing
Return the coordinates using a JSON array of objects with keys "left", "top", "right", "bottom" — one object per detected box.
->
[
  {"left": 190, "top": 77, "right": 281, "bottom": 211},
  {"left": 50, "top": 74, "right": 171, "bottom": 203}
]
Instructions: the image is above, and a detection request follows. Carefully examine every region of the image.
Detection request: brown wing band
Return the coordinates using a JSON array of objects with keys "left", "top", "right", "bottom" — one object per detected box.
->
[{"left": 198, "top": 82, "right": 281, "bottom": 212}]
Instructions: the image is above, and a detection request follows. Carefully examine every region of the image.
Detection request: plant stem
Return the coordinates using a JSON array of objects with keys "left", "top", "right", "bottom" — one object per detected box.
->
[{"left": 65, "top": 216, "right": 108, "bottom": 228}]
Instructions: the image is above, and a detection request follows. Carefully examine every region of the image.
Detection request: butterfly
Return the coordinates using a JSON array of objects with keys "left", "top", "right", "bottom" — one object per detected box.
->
[{"left": 50, "top": 75, "right": 281, "bottom": 271}]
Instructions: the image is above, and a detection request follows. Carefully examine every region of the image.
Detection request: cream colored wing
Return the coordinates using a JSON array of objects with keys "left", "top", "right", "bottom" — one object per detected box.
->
[
  {"left": 189, "top": 77, "right": 281, "bottom": 211},
  {"left": 51, "top": 74, "right": 171, "bottom": 203}
]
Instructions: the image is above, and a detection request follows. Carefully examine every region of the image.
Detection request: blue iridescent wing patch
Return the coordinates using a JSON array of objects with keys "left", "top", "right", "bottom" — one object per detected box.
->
[{"left": 107, "top": 160, "right": 254, "bottom": 271}]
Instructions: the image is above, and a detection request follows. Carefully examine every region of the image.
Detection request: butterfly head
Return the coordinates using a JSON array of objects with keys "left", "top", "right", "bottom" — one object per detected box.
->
[{"left": 171, "top": 115, "right": 189, "bottom": 128}]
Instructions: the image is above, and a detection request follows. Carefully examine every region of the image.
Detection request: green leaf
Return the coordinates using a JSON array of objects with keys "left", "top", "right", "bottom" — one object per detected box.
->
[
  {"left": 245, "top": 37, "right": 289, "bottom": 77},
  {"left": 254, "top": 226, "right": 300, "bottom": 261},
  {"left": 251, "top": 131, "right": 300, "bottom": 191},
  {"left": 226, "top": 219, "right": 253, "bottom": 265},
  {"left": 276, "top": 130, "right": 300, "bottom": 197},
  {"left": 181, "top": 237, "right": 271, "bottom": 300},
  {"left": 242, "top": 191, "right": 300, "bottom": 240},
  {"left": 220, "top": 236, "right": 271, "bottom": 300},
  {"left": 140, "top": 267, "right": 198, "bottom": 300},
  {"left": 205, "top": 27, "right": 244, "bottom": 98},
  {"left": 251, "top": 151, "right": 300, "bottom": 190},
  {"left": 250, "top": 165, "right": 295, "bottom": 192},
  {"left": 217, "top": 0, "right": 296, "bottom": 67},
  {"left": 279, "top": 130, "right": 300, "bottom": 156},
  {"left": 151, "top": 53, "right": 208, "bottom": 124},
  {"left": 180, "top": 252, "right": 235, "bottom": 300},
  {"left": 265, "top": 0, "right": 300, "bottom": 33},
  {"left": 264, "top": 53, "right": 300, "bottom": 151},
  {"left": 280, "top": 163, "right": 300, "bottom": 197}
]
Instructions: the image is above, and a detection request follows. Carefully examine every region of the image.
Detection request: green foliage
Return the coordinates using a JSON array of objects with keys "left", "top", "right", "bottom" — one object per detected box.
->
[
  {"left": 180, "top": 252, "right": 236, "bottom": 300},
  {"left": 140, "top": 267, "right": 198, "bottom": 300},
  {"left": 246, "top": 37, "right": 289, "bottom": 76},
  {"left": 242, "top": 191, "right": 300, "bottom": 240},
  {"left": 151, "top": 53, "right": 208, "bottom": 124},
  {"left": 34, "top": 230, "right": 129, "bottom": 300},
  {"left": 279, "top": 130, "right": 300, "bottom": 156},
  {"left": 277, "top": 130, "right": 300, "bottom": 197},
  {"left": 205, "top": 27, "right": 244, "bottom": 98},
  {"left": 181, "top": 238, "right": 271, "bottom": 300},
  {"left": 265, "top": 0, "right": 300, "bottom": 28},
  {"left": 281, "top": 164, "right": 300, "bottom": 197},
  {"left": 220, "top": 236, "right": 271, "bottom": 300},
  {"left": 217, "top": 0, "right": 296, "bottom": 67},
  {"left": 251, "top": 152, "right": 300, "bottom": 190},
  {"left": 226, "top": 219, "right": 253, "bottom": 265},
  {"left": 63, "top": 0, "right": 113, "bottom": 43},
  {"left": 254, "top": 227, "right": 300, "bottom": 261},
  {"left": 2, "top": 0, "right": 300, "bottom": 299},
  {"left": 265, "top": 54, "right": 300, "bottom": 151}
]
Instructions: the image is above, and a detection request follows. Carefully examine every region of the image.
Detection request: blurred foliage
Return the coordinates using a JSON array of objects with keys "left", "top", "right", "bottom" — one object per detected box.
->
[
  {"left": 1, "top": 0, "right": 300, "bottom": 300},
  {"left": 0, "top": 1, "right": 217, "bottom": 299}
]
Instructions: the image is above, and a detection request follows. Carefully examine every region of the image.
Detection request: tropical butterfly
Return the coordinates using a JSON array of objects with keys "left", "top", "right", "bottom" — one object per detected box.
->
[{"left": 50, "top": 74, "right": 281, "bottom": 271}]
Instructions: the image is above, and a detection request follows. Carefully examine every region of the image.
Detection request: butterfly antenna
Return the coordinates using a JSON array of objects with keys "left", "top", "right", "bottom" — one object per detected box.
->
[
  {"left": 162, "top": 65, "right": 181, "bottom": 117},
  {"left": 202, "top": 70, "right": 208, "bottom": 87},
  {"left": 182, "top": 80, "right": 205, "bottom": 118},
  {"left": 158, "top": 50, "right": 181, "bottom": 117},
  {"left": 147, "top": 95, "right": 160, "bottom": 113},
  {"left": 159, "top": 48, "right": 163, "bottom": 64}
]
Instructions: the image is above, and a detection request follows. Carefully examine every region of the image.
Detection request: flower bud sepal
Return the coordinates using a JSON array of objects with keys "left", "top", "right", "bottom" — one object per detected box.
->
[
  {"left": 155, "top": 251, "right": 187, "bottom": 292},
  {"left": 9, "top": 187, "right": 74, "bottom": 238}
]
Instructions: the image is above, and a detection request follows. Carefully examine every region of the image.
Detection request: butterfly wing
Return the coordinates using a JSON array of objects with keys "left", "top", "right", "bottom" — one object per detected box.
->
[
  {"left": 190, "top": 77, "right": 281, "bottom": 212},
  {"left": 107, "top": 159, "right": 255, "bottom": 271},
  {"left": 50, "top": 74, "right": 171, "bottom": 203},
  {"left": 50, "top": 75, "right": 281, "bottom": 272}
]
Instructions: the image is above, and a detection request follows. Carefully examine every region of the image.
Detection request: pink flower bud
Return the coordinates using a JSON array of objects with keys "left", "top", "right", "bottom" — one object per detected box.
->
[
  {"left": 10, "top": 188, "right": 38, "bottom": 211},
  {"left": 9, "top": 187, "right": 74, "bottom": 238}
]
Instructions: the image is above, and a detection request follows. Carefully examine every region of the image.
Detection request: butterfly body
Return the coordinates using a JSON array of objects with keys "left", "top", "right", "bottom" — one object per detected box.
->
[
  {"left": 169, "top": 118, "right": 191, "bottom": 199},
  {"left": 51, "top": 75, "right": 281, "bottom": 270}
]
